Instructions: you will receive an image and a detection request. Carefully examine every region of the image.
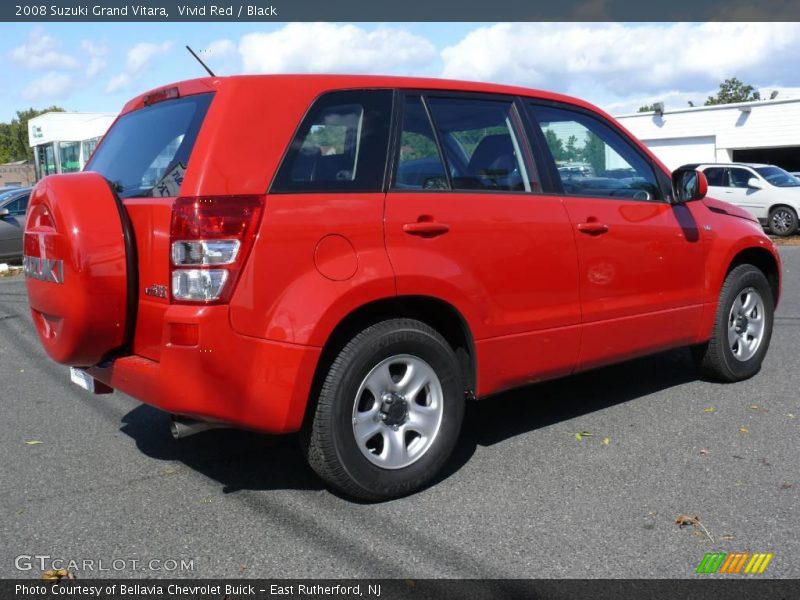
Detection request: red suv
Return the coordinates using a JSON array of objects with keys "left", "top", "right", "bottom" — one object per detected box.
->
[{"left": 24, "top": 75, "right": 781, "bottom": 500}]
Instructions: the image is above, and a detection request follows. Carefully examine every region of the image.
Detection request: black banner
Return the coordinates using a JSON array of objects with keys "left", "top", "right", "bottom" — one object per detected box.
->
[
  {"left": 3, "top": 0, "right": 800, "bottom": 22},
  {"left": 4, "top": 579, "right": 800, "bottom": 600}
]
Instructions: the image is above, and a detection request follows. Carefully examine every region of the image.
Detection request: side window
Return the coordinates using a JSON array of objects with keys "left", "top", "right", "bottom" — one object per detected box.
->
[
  {"left": 272, "top": 90, "right": 393, "bottom": 193},
  {"left": 529, "top": 103, "right": 662, "bottom": 201},
  {"left": 394, "top": 96, "right": 448, "bottom": 190},
  {"left": 5, "top": 194, "right": 29, "bottom": 215},
  {"left": 425, "top": 97, "right": 536, "bottom": 192},
  {"left": 704, "top": 167, "right": 727, "bottom": 186},
  {"left": 729, "top": 168, "right": 753, "bottom": 188}
]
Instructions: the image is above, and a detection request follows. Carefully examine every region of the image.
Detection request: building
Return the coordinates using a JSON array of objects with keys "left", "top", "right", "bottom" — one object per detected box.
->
[
  {"left": 27, "top": 111, "right": 116, "bottom": 181},
  {"left": 615, "top": 97, "right": 800, "bottom": 172},
  {"left": 0, "top": 160, "right": 35, "bottom": 188}
]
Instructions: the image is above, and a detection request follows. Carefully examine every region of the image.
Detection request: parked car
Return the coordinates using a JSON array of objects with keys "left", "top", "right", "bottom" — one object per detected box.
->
[
  {"left": 23, "top": 75, "right": 781, "bottom": 500},
  {"left": 0, "top": 187, "right": 31, "bottom": 261},
  {"left": 689, "top": 163, "right": 800, "bottom": 236}
]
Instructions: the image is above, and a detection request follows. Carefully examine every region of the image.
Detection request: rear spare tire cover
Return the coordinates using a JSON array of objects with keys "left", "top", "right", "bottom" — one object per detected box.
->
[{"left": 24, "top": 172, "right": 132, "bottom": 366}]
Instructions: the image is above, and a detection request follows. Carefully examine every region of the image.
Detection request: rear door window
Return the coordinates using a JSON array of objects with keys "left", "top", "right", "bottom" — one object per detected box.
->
[
  {"left": 424, "top": 97, "right": 535, "bottom": 192},
  {"left": 4, "top": 193, "right": 30, "bottom": 215},
  {"left": 86, "top": 93, "right": 213, "bottom": 199},
  {"left": 729, "top": 168, "right": 754, "bottom": 188},
  {"left": 394, "top": 95, "right": 449, "bottom": 190},
  {"left": 703, "top": 167, "right": 727, "bottom": 186},
  {"left": 272, "top": 90, "right": 393, "bottom": 193}
]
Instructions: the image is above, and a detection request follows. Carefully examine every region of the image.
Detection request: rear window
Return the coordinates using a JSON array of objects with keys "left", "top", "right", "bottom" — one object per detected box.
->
[
  {"left": 271, "top": 89, "right": 393, "bottom": 193},
  {"left": 86, "top": 93, "right": 213, "bottom": 199}
]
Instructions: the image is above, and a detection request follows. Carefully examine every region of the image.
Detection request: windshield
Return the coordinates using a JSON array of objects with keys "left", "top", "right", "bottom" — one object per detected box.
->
[
  {"left": 755, "top": 166, "right": 800, "bottom": 188},
  {"left": 85, "top": 93, "right": 213, "bottom": 199}
]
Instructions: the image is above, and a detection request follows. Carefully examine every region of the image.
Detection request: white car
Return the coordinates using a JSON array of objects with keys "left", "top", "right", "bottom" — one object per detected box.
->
[{"left": 692, "top": 163, "right": 800, "bottom": 236}]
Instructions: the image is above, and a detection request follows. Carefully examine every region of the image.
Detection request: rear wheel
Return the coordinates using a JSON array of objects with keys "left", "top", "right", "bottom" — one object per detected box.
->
[
  {"left": 767, "top": 206, "right": 798, "bottom": 236},
  {"left": 693, "top": 264, "right": 774, "bottom": 382},
  {"left": 303, "top": 319, "right": 464, "bottom": 501}
]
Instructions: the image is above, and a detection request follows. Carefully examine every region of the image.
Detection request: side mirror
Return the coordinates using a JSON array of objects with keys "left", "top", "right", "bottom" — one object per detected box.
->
[
  {"left": 747, "top": 177, "right": 764, "bottom": 189},
  {"left": 0, "top": 208, "right": 9, "bottom": 218},
  {"left": 671, "top": 168, "right": 707, "bottom": 204}
]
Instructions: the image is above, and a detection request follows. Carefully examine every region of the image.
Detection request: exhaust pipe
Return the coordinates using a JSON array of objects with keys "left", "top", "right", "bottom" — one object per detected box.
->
[{"left": 170, "top": 415, "right": 227, "bottom": 439}]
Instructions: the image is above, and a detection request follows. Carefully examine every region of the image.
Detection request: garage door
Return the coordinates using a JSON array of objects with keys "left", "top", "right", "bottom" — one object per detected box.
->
[
  {"left": 641, "top": 136, "right": 717, "bottom": 171},
  {"left": 732, "top": 147, "right": 800, "bottom": 172}
]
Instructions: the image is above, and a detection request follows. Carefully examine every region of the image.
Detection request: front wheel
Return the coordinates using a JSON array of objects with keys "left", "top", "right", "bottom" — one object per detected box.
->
[
  {"left": 693, "top": 264, "right": 774, "bottom": 382},
  {"left": 767, "top": 206, "right": 798, "bottom": 236},
  {"left": 303, "top": 319, "right": 465, "bottom": 501}
]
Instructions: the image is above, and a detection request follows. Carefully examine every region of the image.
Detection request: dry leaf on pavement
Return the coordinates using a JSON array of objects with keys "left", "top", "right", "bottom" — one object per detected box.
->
[
  {"left": 42, "top": 568, "right": 76, "bottom": 581},
  {"left": 675, "top": 514, "right": 714, "bottom": 542}
]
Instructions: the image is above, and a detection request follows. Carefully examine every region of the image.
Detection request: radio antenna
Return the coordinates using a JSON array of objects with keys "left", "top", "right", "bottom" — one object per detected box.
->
[{"left": 185, "top": 45, "right": 215, "bottom": 77}]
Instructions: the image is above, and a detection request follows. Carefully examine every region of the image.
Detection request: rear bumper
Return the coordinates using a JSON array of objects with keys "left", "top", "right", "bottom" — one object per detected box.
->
[{"left": 87, "top": 306, "right": 321, "bottom": 434}]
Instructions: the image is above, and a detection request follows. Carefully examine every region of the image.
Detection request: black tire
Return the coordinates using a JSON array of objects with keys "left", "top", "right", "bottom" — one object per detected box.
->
[
  {"left": 303, "top": 319, "right": 464, "bottom": 501},
  {"left": 767, "top": 206, "right": 798, "bottom": 237},
  {"left": 693, "top": 264, "right": 774, "bottom": 382}
]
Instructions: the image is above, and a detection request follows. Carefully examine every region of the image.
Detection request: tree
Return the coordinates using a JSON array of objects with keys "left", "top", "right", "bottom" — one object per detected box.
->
[
  {"left": 0, "top": 106, "right": 65, "bottom": 164},
  {"left": 581, "top": 132, "right": 606, "bottom": 174},
  {"left": 543, "top": 129, "right": 566, "bottom": 162},
  {"left": 705, "top": 78, "right": 760, "bottom": 106},
  {"left": 637, "top": 104, "right": 660, "bottom": 113},
  {"left": 564, "top": 135, "right": 580, "bottom": 162}
]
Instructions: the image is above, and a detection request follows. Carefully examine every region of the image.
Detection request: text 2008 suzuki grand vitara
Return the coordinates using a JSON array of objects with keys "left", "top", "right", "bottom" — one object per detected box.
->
[{"left": 24, "top": 75, "right": 781, "bottom": 500}]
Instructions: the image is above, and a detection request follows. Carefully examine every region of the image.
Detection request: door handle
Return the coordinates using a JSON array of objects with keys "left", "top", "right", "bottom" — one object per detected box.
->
[
  {"left": 403, "top": 221, "right": 450, "bottom": 237},
  {"left": 576, "top": 221, "right": 609, "bottom": 235}
]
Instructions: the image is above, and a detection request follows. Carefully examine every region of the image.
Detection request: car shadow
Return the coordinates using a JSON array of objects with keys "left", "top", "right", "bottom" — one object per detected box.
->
[
  {"left": 438, "top": 346, "right": 698, "bottom": 484},
  {"left": 120, "top": 406, "right": 325, "bottom": 494},
  {"left": 120, "top": 347, "right": 699, "bottom": 497}
]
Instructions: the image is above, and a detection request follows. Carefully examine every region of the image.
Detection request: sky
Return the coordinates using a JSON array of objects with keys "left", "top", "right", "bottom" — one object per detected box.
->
[{"left": 3, "top": 22, "right": 800, "bottom": 122}]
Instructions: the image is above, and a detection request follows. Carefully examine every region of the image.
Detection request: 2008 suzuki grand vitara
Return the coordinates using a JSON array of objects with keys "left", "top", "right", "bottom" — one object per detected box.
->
[{"left": 24, "top": 75, "right": 781, "bottom": 500}]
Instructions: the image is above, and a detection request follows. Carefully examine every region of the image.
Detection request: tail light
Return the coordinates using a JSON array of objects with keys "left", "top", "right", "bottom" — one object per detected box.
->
[{"left": 169, "top": 196, "right": 264, "bottom": 303}]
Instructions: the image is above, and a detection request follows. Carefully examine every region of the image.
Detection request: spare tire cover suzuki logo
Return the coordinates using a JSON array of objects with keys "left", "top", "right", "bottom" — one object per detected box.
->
[{"left": 23, "top": 255, "right": 64, "bottom": 284}]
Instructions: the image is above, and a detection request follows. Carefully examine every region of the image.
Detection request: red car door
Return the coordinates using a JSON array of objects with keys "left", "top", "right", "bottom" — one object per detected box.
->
[
  {"left": 385, "top": 94, "right": 581, "bottom": 396},
  {"left": 526, "top": 102, "right": 706, "bottom": 370}
]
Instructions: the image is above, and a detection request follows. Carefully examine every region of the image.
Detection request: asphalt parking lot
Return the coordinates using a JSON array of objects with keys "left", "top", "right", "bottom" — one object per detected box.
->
[{"left": 1, "top": 248, "right": 798, "bottom": 580}]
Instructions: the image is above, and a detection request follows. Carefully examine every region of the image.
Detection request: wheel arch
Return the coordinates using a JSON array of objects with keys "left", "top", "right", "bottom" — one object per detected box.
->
[
  {"left": 767, "top": 203, "right": 799, "bottom": 216},
  {"left": 726, "top": 246, "right": 781, "bottom": 306},
  {"left": 301, "top": 295, "right": 477, "bottom": 430}
]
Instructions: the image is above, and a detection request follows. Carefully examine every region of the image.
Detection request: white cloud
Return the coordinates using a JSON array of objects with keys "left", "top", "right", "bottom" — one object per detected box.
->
[
  {"left": 206, "top": 39, "right": 235, "bottom": 60},
  {"left": 11, "top": 27, "right": 78, "bottom": 70},
  {"left": 105, "top": 73, "right": 132, "bottom": 94},
  {"left": 105, "top": 41, "right": 173, "bottom": 93},
  {"left": 440, "top": 23, "right": 800, "bottom": 109},
  {"left": 22, "top": 72, "right": 74, "bottom": 100},
  {"left": 81, "top": 40, "right": 108, "bottom": 78},
  {"left": 86, "top": 56, "right": 107, "bottom": 78},
  {"left": 239, "top": 23, "right": 436, "bottom": 74},
  {"left": 126, "top": 41, "right": 173, "bottom": 76},
  {"left": 81, "top": 39, "right": 107, "bottom": 57},
  {"left": 193, "top": 39, "right": 236, "bottom": 75}
]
